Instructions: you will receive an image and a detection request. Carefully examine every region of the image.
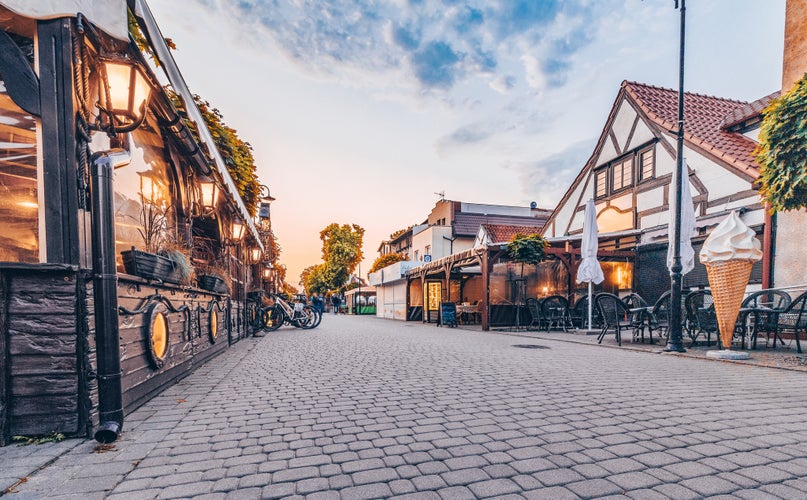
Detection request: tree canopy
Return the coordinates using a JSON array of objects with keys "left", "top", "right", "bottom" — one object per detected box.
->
[
  {"left": 506, "top": 233, "right": 548, "bottom": 276},
  {"left": 757, "top": 74, "right": 807, "bottom": 212},
  {"left": 303, "top": 223, "right": 365, "bottom": 294}
]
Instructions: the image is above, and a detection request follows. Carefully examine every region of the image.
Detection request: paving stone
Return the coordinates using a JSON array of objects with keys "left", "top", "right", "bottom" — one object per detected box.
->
[
  {"left": 467, "top": 478, "right": 521, "bottom": 497},
  {"left": 680, "top": 475, "right": 741, "bottom": 496},
  {"left": 436, "top": 486, "right": 476, "bottom": 499},
  {"left": 339, "top": 482, "right": 393, "bottom": 499},
  {"left": 565, "top": 478, "right": 622, "bottom": 498},
  {"left": 522, "top": 486, "right": 580, "bottom": 499},
  {"left": 440, "top": 468, "right": 490, "bottom": 487},
  {"left": 532, "top": 467, "right": 586, "bottom": 487}
]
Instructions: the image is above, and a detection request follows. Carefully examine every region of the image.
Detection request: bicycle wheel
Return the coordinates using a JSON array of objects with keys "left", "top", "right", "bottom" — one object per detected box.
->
[
  {"left": 261, "top": 305, "right": 284, "bottom": 332},
  {"left": 292, "top": 305, "right": 318, "bottom": 329}
]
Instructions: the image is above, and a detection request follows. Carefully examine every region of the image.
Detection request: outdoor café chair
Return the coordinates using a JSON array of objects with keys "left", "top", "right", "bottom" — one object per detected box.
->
[
  {"left": 684, "top": 290, "right": 716, "bottom": 347},
  {"left": 525, "top": 298, "right": 543, "bottom": 330},
  {"left": 768, "top": 290, "right": 807, "bottom": 353},
  {"left": 595, "top": 293, "right": 632, "bottom": 346},
  {"left": 570, "top": 294, "right": 601, "bottom": 330},
  {"left": 647, "top": 290, "right": 685, "bottom": 342},
  {"left": 541, "top": 295, "right": 573, "bottom": 331},
  {"left": 740, "top": 289, "right": 792, "bottom": 349},
  {"left": 622, "top": 293, "right": 653, "bottom": 343}
]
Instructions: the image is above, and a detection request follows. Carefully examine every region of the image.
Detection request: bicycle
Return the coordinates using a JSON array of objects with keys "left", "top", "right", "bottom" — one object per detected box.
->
[{"left": 256, "top": 293, "right": 321, "bottom": 331}]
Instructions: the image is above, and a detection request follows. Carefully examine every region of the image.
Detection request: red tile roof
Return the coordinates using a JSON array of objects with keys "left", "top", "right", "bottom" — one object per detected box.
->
[
  {"left": 623, "top": 81, "right": 762, "bottom": 179},
  {"left": 454, "top": 213, "right": 547, "bottom": 237},
  {"left": 481, "top": 224, "right": 544, "bottom": 244},
  {"left": 720, "top": 90, "right": 780, "bottom": 130}
]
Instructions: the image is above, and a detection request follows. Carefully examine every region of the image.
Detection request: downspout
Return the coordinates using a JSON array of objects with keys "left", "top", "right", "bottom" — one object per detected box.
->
[{"left": 90, "top": 150, "right": 131, "bottom": 443}]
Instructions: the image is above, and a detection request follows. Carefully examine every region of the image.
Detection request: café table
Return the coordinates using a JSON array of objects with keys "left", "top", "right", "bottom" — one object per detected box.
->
[{"left": 457, "top": 304, "right": 480, "bottom": 325}]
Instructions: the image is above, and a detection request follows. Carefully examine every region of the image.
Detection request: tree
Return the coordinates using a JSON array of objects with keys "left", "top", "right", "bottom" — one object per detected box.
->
[
  {"left": 370, "top": 253, "right": 405, "bottom": 273},
  {"left": 506, "top": 233, "right": 548, "bottom": 279},
  {"left": 757, "top": 74, "right": 807, "bottom": 212},
  {"left": 302, "top": 223, "right": 365, "bottom": 294}
]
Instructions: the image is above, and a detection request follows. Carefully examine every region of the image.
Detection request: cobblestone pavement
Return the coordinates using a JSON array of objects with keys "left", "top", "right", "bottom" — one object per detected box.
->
[{"left": 4, "top": 314, "right": 807, "bottom": 499}]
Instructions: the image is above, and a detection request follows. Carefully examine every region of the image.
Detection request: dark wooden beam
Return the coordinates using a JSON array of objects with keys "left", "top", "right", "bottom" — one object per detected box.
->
[{"left": 38, "top": 18, "right": 79, "bottom": 265}]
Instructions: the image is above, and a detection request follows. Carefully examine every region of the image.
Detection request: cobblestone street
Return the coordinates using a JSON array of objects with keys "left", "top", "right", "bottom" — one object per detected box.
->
[{"left": 4, "top": 314, "right": 807, "bottom": 499}]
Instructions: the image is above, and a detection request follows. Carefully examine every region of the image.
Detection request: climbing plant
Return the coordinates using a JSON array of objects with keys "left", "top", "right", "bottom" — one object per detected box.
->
[
  {"left": 756, "top": 73, "right": 807, "bottom": 212},
  {"left": 370, "top": 253, "right": 405, "bottom": 273}
]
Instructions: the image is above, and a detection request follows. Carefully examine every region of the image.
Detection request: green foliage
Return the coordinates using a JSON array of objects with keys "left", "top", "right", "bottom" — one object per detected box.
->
[
  {"left": 506, "top": 233, "right": 548, "bottom": 266},
  {"left": 757, "top": 73, "right": 807, "bottom": 212},
  {"left": 370, "top": 253, "right": 405, "bottom": 273},
  {"left": 302, "top": 223, "right": 365, "bottom": 294},
  {"left": 192, "top": 96, "right": 261, "bottom": 217},
  {"left": 12, "top": 432, "right": 65, "bottom": 446}
]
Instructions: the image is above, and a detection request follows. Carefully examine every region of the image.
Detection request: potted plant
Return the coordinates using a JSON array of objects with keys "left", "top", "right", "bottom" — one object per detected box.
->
[
  {"left": 160, "top": 246, "right": 195, "bottom": 285},
  {"left": 197, "top": 266, "right": 231, "bottom": 294},
  {"left": 121, "top": 183, "right": 176, "bottom": 282}
]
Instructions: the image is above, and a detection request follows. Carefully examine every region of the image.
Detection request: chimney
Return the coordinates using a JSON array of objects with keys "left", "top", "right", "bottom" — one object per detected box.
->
[{"left": 782, "top": 0, "right": 807, "bottom": 90}]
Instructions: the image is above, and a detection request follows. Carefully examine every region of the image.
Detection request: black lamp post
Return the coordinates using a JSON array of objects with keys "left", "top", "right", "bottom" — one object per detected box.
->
[{"left": 665, "top": 0, "right": 687, "bottom": 353}]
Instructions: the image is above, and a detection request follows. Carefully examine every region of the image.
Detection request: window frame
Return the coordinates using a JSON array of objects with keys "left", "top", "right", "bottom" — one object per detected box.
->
[
  {"left": 610, "top": 155, "right": 634, "bottom": 194},
  {"left": 594, "top": 168, "right": 608, "bottom": 200},
  {"left": 638, "top": 146, "right": 655, "bottom": 183}
]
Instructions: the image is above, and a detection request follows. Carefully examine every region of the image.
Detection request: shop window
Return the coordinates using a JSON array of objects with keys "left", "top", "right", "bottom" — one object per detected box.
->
[
  {"left": 112, "top": 123, "right": 177, "bottom": 272},
  {"left": 0, "top": 37, "right": 39, "bottom": 263}
]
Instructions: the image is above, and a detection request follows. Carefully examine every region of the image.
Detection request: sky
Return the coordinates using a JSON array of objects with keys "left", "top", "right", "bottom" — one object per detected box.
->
[{"left": 148, "top": 0, "right": 786, "bottom": 286}]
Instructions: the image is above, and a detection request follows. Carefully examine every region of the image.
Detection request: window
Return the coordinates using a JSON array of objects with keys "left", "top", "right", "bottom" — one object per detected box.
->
[
  {"left": 611, "top": 157, "right": 633, "bottom": 191},
  {"left": 0, "top": 36, "right": 39, "bottom": 263},
  {"left": 594, "top": 169, "right": 608, "bottom": 199},
  {"left": 639, "top": 147, "right": 655, "bottom": 181},
  {"left": 425, "top": 245, "right": 431, "bottom": 257}
]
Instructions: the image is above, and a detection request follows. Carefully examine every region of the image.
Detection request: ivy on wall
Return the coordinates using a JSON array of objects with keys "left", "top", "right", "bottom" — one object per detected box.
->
[{"left": 757, "top": 73, "right": 807, "bottom": 212}]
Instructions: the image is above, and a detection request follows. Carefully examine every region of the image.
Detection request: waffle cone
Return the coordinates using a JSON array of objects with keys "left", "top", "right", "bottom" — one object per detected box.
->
[{"left": 705, "top": 260, "right": 754, "bottom": 348}]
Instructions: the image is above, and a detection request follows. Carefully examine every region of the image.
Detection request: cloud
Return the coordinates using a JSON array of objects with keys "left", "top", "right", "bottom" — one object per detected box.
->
[
  {"left": 196, "top": 0, "right": 612, "bottom": 96},
  {"left": 515, "top": 138, "right": 596, "bottom": 206}
]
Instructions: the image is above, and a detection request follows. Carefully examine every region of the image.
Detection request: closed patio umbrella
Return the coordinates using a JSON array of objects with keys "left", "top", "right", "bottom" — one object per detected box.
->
[
  {"left": 667, "top": 162, "right": 696, "bottom": 276},
  {"left": 576, "top": 199, "right": 604, "bottom": 330}
]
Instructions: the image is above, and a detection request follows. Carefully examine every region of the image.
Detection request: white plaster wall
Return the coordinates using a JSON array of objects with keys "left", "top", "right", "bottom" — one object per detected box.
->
[
  {"left": 704, "top": 194, "right": 764, "bottom": 215},
  {"left": 551, "top": 173, "right": 590, "bottom": 236},
  {"left": 612, "top": 101, "right": 637, "bottom": 153},
  {"left": 636, "top": 186, "right": 665, "bottom": 213},
  {"left": 461, "top": 202, "right": 532, "bottom": 216},
  {"left": 680, "top": 145, "right": 752, "bottom": 201},
  {"left": 412, "top": 225, "right": 456, "bottom": 261},
  {"left": 610, "top": 194, "right": 633, "bottom": 211},
  {"left": 627, "top": 120, "right": 655, "bottom": 150},
  {"left": 597, "top": 140, "right": 618, "bottom": 166}
]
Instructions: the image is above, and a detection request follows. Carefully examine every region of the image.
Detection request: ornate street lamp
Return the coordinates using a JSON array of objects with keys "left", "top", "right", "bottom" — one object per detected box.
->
[
  {"left": 197, "top": 175, "right": 220, "bottom": 213},
  {"left": 94, "top": 58, "right": 152, "bottom": 135}
]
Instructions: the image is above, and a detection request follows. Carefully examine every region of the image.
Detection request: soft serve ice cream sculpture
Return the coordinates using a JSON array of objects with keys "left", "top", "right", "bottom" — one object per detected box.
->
[{"left": 699, "top": 211, "right": 763, "bottom": 349}]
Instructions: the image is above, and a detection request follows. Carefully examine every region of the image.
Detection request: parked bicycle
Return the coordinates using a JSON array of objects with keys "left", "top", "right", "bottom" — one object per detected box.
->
[{"left": 255, "top": 293, "right": 321, "bottom": 331}]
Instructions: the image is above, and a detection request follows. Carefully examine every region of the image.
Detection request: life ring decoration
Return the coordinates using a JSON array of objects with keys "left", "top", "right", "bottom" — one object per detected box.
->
[{"left": 145, "top": 302, "right": 169, "bottom": 369}]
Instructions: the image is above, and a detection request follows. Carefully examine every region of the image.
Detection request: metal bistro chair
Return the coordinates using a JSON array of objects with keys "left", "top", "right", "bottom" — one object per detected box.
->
[
  {"left": 684, "top": 290, "right": 717, "bottom": 347},
  {"left": 570, "top": 295, "right": 601, "bottom": 330},
  {"left": 622, "top": 293, "right": 653, "bottom": 343},
  {"left": 741, "top": 289, "right": 792, "bottom": 349},
  {"left": 595, "top": 293, "right": 632, "bottom": 346},
  {"left": 542, "top": 295, "right": 573, "bottom": 331},
  {"left": 525, "top": 298, "right": 544, "bottom": 330},
  {"left": 769, "top": 291, "right": 807, "bottom": 353}
]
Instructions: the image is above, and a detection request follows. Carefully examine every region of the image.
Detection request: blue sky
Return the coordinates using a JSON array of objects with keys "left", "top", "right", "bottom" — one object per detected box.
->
[{"left": 149, "top": 0, "right": 786, "bottom": 283}]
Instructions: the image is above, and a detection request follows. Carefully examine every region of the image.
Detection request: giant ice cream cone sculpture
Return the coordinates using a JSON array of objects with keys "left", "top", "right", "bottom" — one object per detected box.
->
[{"left": 699, "top": 212, "right": 762, "bottom": 349}]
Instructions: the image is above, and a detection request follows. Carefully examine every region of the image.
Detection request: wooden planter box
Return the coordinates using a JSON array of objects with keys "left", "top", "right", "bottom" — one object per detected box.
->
[
  {"left": 198, "top": 274, "right": 229, "bottom": 294},
  {"left": 121, "top": 248, "right": 177, "bottom": 283}
]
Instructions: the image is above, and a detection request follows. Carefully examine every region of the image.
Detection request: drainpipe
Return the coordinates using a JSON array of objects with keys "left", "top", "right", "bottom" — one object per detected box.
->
[{"left": 90, "top": 150, "right": 131, "bottom": 443}]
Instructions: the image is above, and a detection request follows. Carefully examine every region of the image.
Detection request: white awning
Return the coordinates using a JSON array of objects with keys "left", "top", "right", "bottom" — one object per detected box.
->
[{"left": 0, "top": 1, "right": 128, "bottom": 40}]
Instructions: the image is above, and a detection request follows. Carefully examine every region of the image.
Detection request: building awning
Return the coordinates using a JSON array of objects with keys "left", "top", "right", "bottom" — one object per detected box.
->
[
  {"left": 0, "top": 1, "right": 128, "bottom": 40},
  {"left": 132, "top": 0, "right": 262, "bottom": 250}
]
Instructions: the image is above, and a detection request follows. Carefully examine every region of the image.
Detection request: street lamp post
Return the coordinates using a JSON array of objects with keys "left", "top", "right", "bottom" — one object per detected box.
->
[{"left": 665, "top": 0, "right": 687, "bottom": 353}]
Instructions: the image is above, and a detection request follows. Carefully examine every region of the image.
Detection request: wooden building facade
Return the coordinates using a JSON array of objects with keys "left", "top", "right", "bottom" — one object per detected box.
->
[{"left": 0, "top": 1, "right": 272, "bottom": 444}]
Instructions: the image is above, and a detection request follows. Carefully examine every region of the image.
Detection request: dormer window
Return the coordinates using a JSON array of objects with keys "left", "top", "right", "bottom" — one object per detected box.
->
[{"left": 611, "top": 157, "right": 633, "bottom": 192}]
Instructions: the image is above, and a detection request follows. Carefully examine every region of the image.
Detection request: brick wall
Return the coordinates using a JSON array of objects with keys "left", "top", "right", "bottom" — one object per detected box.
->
[{"left": 783, "top": 0, "right": 807, "bottom": 89}]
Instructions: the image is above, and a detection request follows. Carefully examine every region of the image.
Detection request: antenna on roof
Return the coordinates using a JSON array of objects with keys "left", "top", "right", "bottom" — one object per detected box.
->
[{"left": 434, "top": 190, "right": 445, "bottom": 201}]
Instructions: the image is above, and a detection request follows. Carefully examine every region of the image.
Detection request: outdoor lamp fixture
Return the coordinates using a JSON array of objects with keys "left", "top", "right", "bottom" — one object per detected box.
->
[
  {"left": 95, "top": 58, "right": 152, "bottom": 135},
  {"left": 250, "top": 247, "right": 262, "bottom": 264},
  {"left": 258, "top": 184, "right": 275, "bottom": 219},
  {"left": 230, "top": 219, "right": 246, "bottom": 242},
  {"left": 262, "top": 267, "right": 272, "bottom": 280},
  {"left": 197, "top": 175, "right": 220, "bottom": 213}
]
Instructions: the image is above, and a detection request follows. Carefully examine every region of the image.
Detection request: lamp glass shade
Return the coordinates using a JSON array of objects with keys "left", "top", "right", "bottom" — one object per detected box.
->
[
  {"left": 250, "top": 247, "right": 262, "bottom": 263},
  {"left": 104, "top": 61, "right": 151, "bottom": 116},
  {"left": 263, "top": 268, "right": 271, "bottom": 279},
  {"left": 198, "top": 178, "right": 219, "bottom": 210},
  {"left": 231, "top": 221, "right": 245, "bottom": 241}
]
